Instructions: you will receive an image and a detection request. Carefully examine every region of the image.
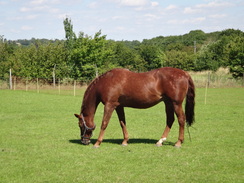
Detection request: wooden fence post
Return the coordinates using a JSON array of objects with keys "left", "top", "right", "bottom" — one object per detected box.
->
[
  {"left": 26, "top": 78, "right": 28, "bottom": 91},
  {"left": 9, "top": 69, "right": 12, "bottom": 90},
  {"left": 58, "top": 78, "right": 61, "bottom": 95},
  {"left": 36, "top": 78, "right": 39, "bottom": 93},
  {"left": 13, "top": 76, "right": 16, "bottom": 90},
  {"left": 74, "top": 80, "right": 76, "bottom": 96}
]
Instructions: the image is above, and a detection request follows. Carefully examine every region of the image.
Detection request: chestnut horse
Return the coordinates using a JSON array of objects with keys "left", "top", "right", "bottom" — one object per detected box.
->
[{"left": 74, "top": 67, "right": 195, "bottom": 148}]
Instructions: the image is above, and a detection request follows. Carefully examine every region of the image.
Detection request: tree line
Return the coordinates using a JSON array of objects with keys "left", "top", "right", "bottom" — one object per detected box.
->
[{"left": 0, "top": 18, "right": 243, "bottom": 82}]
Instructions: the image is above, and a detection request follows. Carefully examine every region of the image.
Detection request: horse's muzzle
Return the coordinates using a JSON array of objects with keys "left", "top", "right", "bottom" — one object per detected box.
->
[{"left": 81, "top": 138, "right": 90, "bottom": 145}]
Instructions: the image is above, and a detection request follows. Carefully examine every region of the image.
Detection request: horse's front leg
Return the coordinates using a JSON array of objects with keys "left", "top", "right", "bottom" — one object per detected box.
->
[
  {"left": 94, "top": 103, "right": 115, "bottom": 148},
  {"left": 116, "top": 106, "right": 129, "bottom": 146}
]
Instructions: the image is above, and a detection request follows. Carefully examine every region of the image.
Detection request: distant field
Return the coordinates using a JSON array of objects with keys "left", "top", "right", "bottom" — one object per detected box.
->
[{"left": 0, "top": 88, "right": 243, "bottom": 183}]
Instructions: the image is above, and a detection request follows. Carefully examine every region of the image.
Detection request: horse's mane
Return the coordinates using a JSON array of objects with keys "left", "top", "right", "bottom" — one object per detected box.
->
[
  {"left": 84, "top": 68, "right": 127, "bottom": 96},
  {"left": 84, "top": 70, "right": 111, "bottom": 95},
  {"left": 81, "top": 69, "right": 125, "bottom": 112}
]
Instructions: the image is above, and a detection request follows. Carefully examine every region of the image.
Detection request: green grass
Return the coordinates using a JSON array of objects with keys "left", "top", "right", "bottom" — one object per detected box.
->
[{"left": 0, "top": 88, "right": 243, "bottom": 183}]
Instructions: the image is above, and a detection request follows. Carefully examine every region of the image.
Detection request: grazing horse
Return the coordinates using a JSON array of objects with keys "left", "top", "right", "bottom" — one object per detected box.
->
[{"left": 74, "top": 67, "right": 195, "bottom": 148}]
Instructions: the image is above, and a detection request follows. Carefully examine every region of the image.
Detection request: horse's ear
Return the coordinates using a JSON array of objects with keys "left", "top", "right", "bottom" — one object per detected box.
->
[{"left": 74, "top": 114, "right": 81, "bottom": 119}]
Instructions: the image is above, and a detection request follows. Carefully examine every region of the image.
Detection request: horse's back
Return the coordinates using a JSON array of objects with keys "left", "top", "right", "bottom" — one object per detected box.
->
[{"left": 96, "top": 67, "right": 191, "bottom": 107}]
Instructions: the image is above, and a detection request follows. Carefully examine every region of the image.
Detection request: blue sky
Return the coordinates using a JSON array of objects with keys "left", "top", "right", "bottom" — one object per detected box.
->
[{"left": 0, "top": 0, "right": 243, "bottom": 41}]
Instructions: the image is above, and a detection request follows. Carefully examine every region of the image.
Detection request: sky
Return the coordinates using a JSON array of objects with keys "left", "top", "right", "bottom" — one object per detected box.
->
[{"left": 0, "top": 0, "right": 244, "bottom": 41}]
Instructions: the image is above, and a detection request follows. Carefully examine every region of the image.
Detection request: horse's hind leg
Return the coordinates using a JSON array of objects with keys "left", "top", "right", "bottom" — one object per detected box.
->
[
  {"left": 156, "top": 100, "right": 175, "bottom": 146},
  {"left": 116, "top": 106, "right": 129, "bottom": 146},
  {"left": 173, "top": 103, "right": 186, "bottom": 148}
]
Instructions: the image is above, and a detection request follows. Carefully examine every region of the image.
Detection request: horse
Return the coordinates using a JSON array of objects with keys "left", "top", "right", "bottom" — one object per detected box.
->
[{"left": 74, "top": 67, "right": 195, "bottom": 148}]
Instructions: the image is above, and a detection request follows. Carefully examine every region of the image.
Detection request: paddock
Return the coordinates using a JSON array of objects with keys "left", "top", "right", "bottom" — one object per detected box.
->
[{"left": 0, "top": 88, "right": 243, "bottom": 182}]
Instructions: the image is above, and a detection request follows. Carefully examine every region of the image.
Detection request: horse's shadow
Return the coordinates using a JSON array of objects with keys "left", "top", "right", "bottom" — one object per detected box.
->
[{"left": 69, "top": 138, "right": 175, "bottom": 146}]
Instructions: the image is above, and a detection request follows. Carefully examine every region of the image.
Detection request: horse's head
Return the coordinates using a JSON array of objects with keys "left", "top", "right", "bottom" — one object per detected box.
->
[{"left": 74, "top": 114, "right": 96, "bottom": 145}]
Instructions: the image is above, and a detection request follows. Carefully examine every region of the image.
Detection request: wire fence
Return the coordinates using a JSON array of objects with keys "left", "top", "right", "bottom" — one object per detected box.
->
[
  {"left": 0, "top": 77, "right": 88, "bottom": 96},
  {"left": 0, "top": 71, "right": 243, "bottom": 96}
]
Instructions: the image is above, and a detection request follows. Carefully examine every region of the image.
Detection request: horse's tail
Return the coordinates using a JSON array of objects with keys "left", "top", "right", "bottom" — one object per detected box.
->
[{"left": 185, "top": 76, "right": 195, "bottom": 126}]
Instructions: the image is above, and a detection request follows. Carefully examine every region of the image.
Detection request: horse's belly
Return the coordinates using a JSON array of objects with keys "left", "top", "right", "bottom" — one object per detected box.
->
[{"left": 118, "top": 94, "right": 162, "bottom": 109}]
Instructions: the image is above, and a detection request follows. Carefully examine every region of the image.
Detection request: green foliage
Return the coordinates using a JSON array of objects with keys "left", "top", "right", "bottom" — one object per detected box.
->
[
  {"left": 0, "top": 41, "right": 17, "bottom": 77},
  {"left": 139, "top": 44, "right": 164, "bottom": 70},
  {"left": 111, "top": 41, "right": 145, "bottom": 71},
  {"left": 182, "top": 30, "right": 206, "bottom": 46},
  {"left": 228, "top": 36, "right": 244, "bottom": 78},
  {"left": 6, "top": 41, "right": 69, "bottom": 79},
  {"left": 165, "top": 50, "right": 194, "bottom": 70},
  {"left": 63, "top": 18, "right": 115, "bottom": 80},
  {"left": 1, "top": 24, "right": 243, "bottom": 81}
]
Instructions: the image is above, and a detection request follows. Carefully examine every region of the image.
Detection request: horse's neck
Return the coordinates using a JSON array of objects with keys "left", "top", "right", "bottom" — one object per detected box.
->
[{"left": 81, "top": 88, "right": 99, "bottom": 118}]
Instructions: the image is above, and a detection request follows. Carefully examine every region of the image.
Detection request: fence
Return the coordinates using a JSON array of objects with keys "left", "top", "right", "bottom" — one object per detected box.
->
[
  {"left": 189, "top": 71, "right": 243, "bottom": 88},
  {"left": 0, "top": 77, "right": 87, "bottom": 96},
  {"left": 0, "top": 70, "right": 243, "bottom": 95}
]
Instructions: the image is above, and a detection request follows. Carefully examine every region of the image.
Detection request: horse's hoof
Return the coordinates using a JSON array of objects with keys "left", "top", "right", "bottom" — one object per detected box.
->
[
  {"left": 156, "top": 143, "right": 162, "bottom": 147},
  {"left": 174, "top": 145, "right": 181, "bottom": 148}
]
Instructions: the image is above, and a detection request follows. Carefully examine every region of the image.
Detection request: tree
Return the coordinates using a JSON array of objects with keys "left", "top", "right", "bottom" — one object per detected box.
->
[
  {"left": 63, "top": 18, "right": 114, "bottom": 81},
  {"left": 110, "top": 41, "right": 145, "bottom": 71},
  {"left": 228, "top": 36, "right": 244, "bottom": 79},
  {"left": 183, "top": 30, "right": 206, "bottom": 46},
  {"left": 63, "top": 17, "right": 77, "bottom": 50},
  {"left": 0, "top": 39, "right": 18, "bottom": 77},
  {"left": 139, "top": 44, "right": 164, "bottom": 70},
  {"left": 195, "top": 42, "right": 220, "bottom": 71},
  {"left": 165, "top": 50, "right": 193, "bottom": 70}
]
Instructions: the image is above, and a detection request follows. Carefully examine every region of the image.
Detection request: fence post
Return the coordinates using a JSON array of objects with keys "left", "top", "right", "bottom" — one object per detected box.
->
[
  {"left": 26, "top": 78, "right": 28, "bottom": 91},
  {"left": 74, "top": 80, "right": 76, "bottom": 96},
  {"left": 53, "top": 64, "right": 56, "bottom": 88},
  {"left": 36, "top": 78, "right": 39, "bottom": 93},
  {"left": 204, "top": 81, "right": 208, "bottom": 105},
  {"left": 207, "top": 72, "right": 210, "bottom": 87},
  {"left": 204, "top": 72, "right": 210, "bottom": 105},
  {"left": 13, "top": 76, "right": 16, "bottom": 90},
  {"left": 9, "top": 69, "right": 12, "bottom": 90},
  {"left": 58, "top": 78, "right": 61, "bottom": 95},
  {"left": 243, "top": 73, "right": 244, "bottom": 86}
]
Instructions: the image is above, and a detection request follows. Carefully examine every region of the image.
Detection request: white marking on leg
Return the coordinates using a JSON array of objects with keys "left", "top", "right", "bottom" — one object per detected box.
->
[{"left": 158, "top": 137, "right": 167, "bottom": 144}]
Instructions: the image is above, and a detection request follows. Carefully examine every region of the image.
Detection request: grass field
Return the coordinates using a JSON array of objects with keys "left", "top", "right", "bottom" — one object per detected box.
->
[{"left": 0, "top": 88, "right": 243, "bottom": 183}]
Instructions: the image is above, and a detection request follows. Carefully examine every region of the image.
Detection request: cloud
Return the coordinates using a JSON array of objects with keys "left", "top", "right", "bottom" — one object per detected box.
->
[
  {"left": 166, "top": 4, "right": 177, "bottom": 10},
  {"left": 209, "top": 14, "right": 226, "bottom": 19},
  {"left": 30, "top": 0, "right": 47, "bottom": 5},
  {"left": 151, "top": 1, "right": 158, "bottom": 7},
  {"left": 30, "top": 0, "right": 61, "bottom": 5},
  {"left": 20, "top": 5, "right": 59, "bottom": 14},
  {"left": 8, "top": 14, "right": 39, "bottom": 21},
  {"left": 184, "top": 7, "right": 202, "bottom": 14},
  {"left": 20, "top": 6, "right": 50, "bottom": 12},
  {"left": 196, "top": 1, "right": 233, "bottom": 8},
  {"left": 182, "top": 17, "right": 206, "bottom": 24},
  {"left": 144, "top": 13, "right": 160, "bottom": 20},
  {"left": 20, "top": 7, "right": 30, "bottom": 12},
  {"left": 57, "top": 13, "right": 68, "bottom": 19},
  {"left": 183, "top": 1, "right": 234, "bottom": 14},
  {"left": 21, "top": 26, "right": 34, "bottom": 31},
  {"left": 88, "top": 2, "right": 99, "bottom": 8},
  {"left": 26, "top": 14, "right": 39, "bottom": 20},
  {"left": 115, "top": 26, "right": 126, "bottom": 30},
  {"left": 167, "top": 17, "right": 206, "bottom": 25},
  {"left": 10, "top": 29, "right": 21, "bottom": 34},
  {"left": 119, "top": 0, "right": 149, "bottom": 7},
  {"left": 112, "top": 16, "right": 124, "bottom": 20}
]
